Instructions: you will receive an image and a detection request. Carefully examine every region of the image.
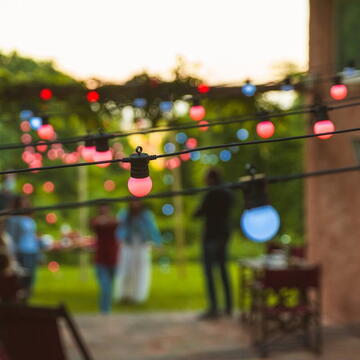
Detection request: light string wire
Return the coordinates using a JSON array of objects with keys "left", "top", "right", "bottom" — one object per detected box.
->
[
  {"left": 0, "top": 126, "right": 360, "bottom": 176},
  {"left": 2, "top": 99, "right": 360, "bottom": 152},
  {"left": 2, "top": 163, "right": 360, "bottom": 216}
]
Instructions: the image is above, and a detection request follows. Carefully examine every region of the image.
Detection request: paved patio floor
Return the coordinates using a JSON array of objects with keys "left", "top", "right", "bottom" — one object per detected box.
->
[{"left": 64, "top": 312, "right": 360, "bottom": 360}]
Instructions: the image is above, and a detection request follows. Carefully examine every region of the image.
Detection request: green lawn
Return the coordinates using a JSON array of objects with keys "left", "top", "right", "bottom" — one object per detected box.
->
[{"left": 31, "top": 262, "right": 242, "bottom": 313}]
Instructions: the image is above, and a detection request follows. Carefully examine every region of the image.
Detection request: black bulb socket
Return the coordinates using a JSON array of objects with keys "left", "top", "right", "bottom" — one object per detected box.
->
[
  {"left": 129, "top": 153, "right": 150, "bottom": 179},
  {"left": 95, "top": 137, "right": 109, "bottom": 152}
]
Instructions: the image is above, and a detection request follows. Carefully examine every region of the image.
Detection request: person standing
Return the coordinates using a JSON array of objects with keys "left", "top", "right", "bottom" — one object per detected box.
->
[
  {"left": 114, "top": 200, "right": 161, "bottom": 304},
  {"left": 5, "top": 195, "right": 40, "bottom": 300},
  {"left": 195, "top": 168, "right": 234, "bottom": 319},
  {"left": 90, "top": 203, "right": 119, "bottom": 314}
]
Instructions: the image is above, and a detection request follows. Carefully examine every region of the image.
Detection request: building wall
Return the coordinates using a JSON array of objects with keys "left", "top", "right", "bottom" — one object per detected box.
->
[{"left": 307, "top": 0, "right": 360, "bottom": 324}]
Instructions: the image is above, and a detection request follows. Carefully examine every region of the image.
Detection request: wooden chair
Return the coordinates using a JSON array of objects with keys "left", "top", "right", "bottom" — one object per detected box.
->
[
  {"left": 0, "top": 304, "right": 94, "bottom": 360},
  {"left": 250, "top": 266, "right": 322, "bottom": 357}
]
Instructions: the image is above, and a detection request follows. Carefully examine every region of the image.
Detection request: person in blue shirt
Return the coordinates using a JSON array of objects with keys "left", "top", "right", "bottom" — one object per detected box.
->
[
  {"left": 5, "top": 195, "right": 40, "bottom": 300},
  {"left": 114, "top": 200, "right": 162, "bottom": 303}
]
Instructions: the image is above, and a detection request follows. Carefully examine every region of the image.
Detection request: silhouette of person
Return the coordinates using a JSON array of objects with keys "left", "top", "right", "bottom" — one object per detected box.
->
[{"left": 195, "top": 168, "right": 234, "bottom": 319}]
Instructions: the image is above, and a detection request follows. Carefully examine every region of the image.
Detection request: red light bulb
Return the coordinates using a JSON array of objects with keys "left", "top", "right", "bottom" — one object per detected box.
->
[
  {"left": 93, "top": 150, "right": 112, "bottom": 167},
  {"left": 36, "top": 141, "right": 48, "bottom": 153},
  {"left": 189, "top": 105, "right": 206, "bottom": 121},
  {"left": 330, "top": 84, "right": 347, "bottom": 100},
  {"left": 38, "top": 124, "right": 55, "bottom": 140},
  {"left": 198, "top": 120, "right": 209, "bottom": 131},
  {"left": 197, "top": 84, "right": 210, "bottom": 94},
  {"left": 128, "top": 177, "right": 152, "bottom": 197},
  {"left": 82, "top": 145, "right": 96, "bottom": 162},
  {"left": 256, "top": 121, "right": 275, "bottom": 139},
  {"left": 82, "top": 139, "right": 96, "bottom": 162},
  {"left": 87, "top": 90, "right": 100, "bottom": 103},
  {"left": 40, "top": 88, "right": 53, "bottom": 101},
  {"left": 313, "top": 120, "right": 335, "bottom": 139}
]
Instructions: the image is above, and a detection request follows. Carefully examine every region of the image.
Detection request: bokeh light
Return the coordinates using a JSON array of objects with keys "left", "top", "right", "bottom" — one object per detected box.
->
[
  {"left": 22, "top": 183, "right": 34, "bottom": 195},
  {"left": 175, "top": 132, "right": 187, "bottom": 144},
  {"left": 19, "top": 110, "right": 33, "bottom": 121},
  {"left": 164, "top": 142, "right": 176, "bottom": 153},
  {"left": 104, "top": 179, "right": 116, "bottom": 192},
  {"left": 220, "top": 149, "right": 232, "bottom": 162},
  {"left": 185, "top": 137, "right": 198, "bottom": 149},
  {"left": 40, "top": 88, "right": 53, "bottom": 101},
  {"left": 43, "top": 181, "right": 55, "bottom": 193},
  {"left": 46, "top": 213, "right": 58, "bottom": 224},
  {"left": 87, "top": 90, "right": 100, "bottom": 102},
  {"left": 163, "top": 174, "right": 174, "bottom": 185},
  {"left": 29, "top": 116, "right": 42, "bottom": 130},
  {"left": 48, "top": 261, "right": 60, "bottom": 273},
  {"left": 162, "top": 204, "right": 174, "bottom": 216},
  {"left": 190, "top": 151, "right": 201, "bottom": 161},
  {"left": 237, "top": 128, "right": 249, "bottom": 140},
  {"left": 198, "top": 120, "right": 209, "bottom": 131},
  {"left": 20, "top": 121, "right": 31, "bottom": 132}
]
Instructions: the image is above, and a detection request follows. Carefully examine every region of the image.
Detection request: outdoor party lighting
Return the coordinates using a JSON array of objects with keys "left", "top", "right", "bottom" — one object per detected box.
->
[
  {"left": 126, "top": 146, "right": 153, "bottom": 198},
  {"left": 93, "top": 137, "right": 112, "bottom": 167},
  {"left": 240, "top": 172, "right": 280, "bottom": 243},
  {"left": 312, "top": 106, "right": 335, "bottom": 140},
  {"left": 241, "top": 79, "right": 256, "bottom": 97},
  {"left": 256, "top": 112, "right": 275, "bottom": 139},
  {"left": 81, "top": 138, "right": 96, "bottom": 162},
  {"left": 189, "top": 98, "right": 206, "bottom": 121},
  {"left": 86, "top": 90, "right": 100, "bottom": 103},
  {"left": 330, "top": 76, "right": 347, "bottom": 100},
  {"left": 29, "top": 116, "right": 42, "bottom": 130},
  {"left": 281, "top": 77, "right": 294, "bottom": 91},
  {"left": 37, "top": 116, "right": 55, "bottom": 140},
  {"left": 39, "top": 88, "right": 53, "bottom": 101}
]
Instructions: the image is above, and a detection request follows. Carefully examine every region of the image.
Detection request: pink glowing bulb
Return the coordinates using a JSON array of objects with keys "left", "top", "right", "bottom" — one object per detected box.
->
[
  {"left": 128, "top": 177, "right": 152, "bottom": 197},
  {"left": 38, "top": 124, "right": 55, "bottom": 140},
  {"left": 189, "top": 105, "right": 206, "bottom": 121},
  {"left": 93, "top": 150, "right": 113, "bottom": 167},
  {"left": 313, "top": 120, "right": 335, "bottom": 139},
  {"left": 36, "top": 141, "right": 48, "bottom": 153},
  {"left": 198, "top": 120, "right": 209, "bottom": 131},
  {"left": 256, "top": 121, "right": 275, "bottom": 139},
  {"left": 82, "top": 146, "right": 96, "bottom": 162},
  {"left": 330, "top": 84, "right": 347, "bottom": 100}
]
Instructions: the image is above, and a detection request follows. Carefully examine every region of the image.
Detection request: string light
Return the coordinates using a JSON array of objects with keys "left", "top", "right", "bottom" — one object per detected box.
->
[
  {"left": 39, "top": 88, "right": 53, "bottom": 101},
  {"left": 29, "top": 116, "right": 42, "bottom": 130},
  {"left": 126, "top": 146, "right": 154, "bottom": 197},
  {"left": 330, "top": 76, "right": 347, "bottom": 100},
  {"left": 240, "top": 173, "right": 280, "bottom": 242},
  {"left": 197, "top": 83, "right": 210, "bottom": 94},
  {"left": 81, "top": 138, "right": 96, "bottom": 162},
  {"left": 37, "top": 116, "right": 55, "bottom": 140},
  {"left": 312, "top": 106, "right": 335, "bottom": 139},
  {"left": 189, "top": 99, "right": 206, "bottom": 121},
  {"left": 256, "top": 112, "right": 275, "bottom": 139},
  {"left": 86, "top": 90, "right": 100, "bottom": 103},
  {"left": 93, "top": 137, "right": 113, "bottom": 167},
  {"left": 242, "top": 79, "right": 256, "bottom": 97}
]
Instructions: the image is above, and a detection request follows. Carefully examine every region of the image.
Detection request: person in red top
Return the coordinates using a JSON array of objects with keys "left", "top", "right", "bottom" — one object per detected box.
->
[{"left": 90, "top": 203, "right": 119, "bottom": 314}]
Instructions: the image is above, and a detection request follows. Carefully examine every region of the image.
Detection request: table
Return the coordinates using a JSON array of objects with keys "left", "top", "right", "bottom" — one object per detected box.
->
[{"left": 238, "top": 255, "right": 310, "bottom": 323}]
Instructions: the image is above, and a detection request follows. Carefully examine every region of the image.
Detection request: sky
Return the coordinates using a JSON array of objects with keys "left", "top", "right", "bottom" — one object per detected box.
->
[{"left": 1, "top": 0, "right": 309, "bottom": 85}]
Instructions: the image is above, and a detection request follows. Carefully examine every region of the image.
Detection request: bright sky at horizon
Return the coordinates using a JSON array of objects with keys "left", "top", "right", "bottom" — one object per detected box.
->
[{"left": 1, "top": 0, "right": 309, "bottom": 84}]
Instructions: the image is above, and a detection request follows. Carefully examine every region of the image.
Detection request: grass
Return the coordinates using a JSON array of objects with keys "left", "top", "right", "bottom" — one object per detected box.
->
[{"left": 31, "top": 262, "right": 243, "bottom": 313}]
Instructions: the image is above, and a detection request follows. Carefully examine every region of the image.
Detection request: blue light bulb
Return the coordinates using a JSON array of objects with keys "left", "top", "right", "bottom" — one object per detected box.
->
[
  {"left": 190, "top": 151, "right": 201, "bottom": 161},
  {"left": 175, "top": 132, "right": 187, "bottom": 144},
  {"left": 29, "top": 116, "right": 43, "bottom": 130},
  {"left": 240, "top": 205, "right": 280, "bottom": 242},
  {"left": 236, "top": 128, "right": 249, "bottom": 141},
  {"left": 219, "top": 150, "right": 232, "bottom": 162},
  {"left": 160, "top": 101, "right": 173, "bottom": 112},
  {"left": 164, "top": 142, "right": 176, "bottom": 153},
  {"left": 281, "top": 84, "right": 294, "bottom": 91},
  {"left": 242, "top": 81, "right": 256, "bottom": 97},
  {"left": 162, "top": 204, "right": 174, "bottom": 216},
  {"left": 133, "top": 98, "right": 147, "bottom": 108},
  {"left": 19, "top": 110, "right": 33, "bottom": 121}
]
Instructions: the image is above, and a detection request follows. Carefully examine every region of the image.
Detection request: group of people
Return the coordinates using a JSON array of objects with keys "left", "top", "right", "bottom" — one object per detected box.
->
[
  {"left": 91, "top": 200, "right": 162, "bottom": 313},
  {"left": 0, "top": 167, "right": 235, "bottom": 321}
]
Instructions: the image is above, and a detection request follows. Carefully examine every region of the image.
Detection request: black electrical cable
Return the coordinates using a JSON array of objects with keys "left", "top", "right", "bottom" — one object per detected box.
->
[
  {"left": 2, "top": 163, "right": 360, "bottom": 216},
  {"left": 0, "top": 126, "right": 359, "bottom": 176},
  {"left": 1, "top": 99, "right": 360, "bottom": 153}
]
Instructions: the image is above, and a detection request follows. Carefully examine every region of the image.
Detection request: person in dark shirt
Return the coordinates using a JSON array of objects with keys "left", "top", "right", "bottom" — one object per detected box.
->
[
  {"left": 195, "top": 168, "right": 234, "bottom": 319},
  {"left": 90, "top": 203, "right": 119, "bottom": 314}
]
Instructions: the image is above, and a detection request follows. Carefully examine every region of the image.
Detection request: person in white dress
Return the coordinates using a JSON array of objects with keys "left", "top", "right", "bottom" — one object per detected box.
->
[{"left": 114, "top": 200, "right": 162, "bottom": 303}]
